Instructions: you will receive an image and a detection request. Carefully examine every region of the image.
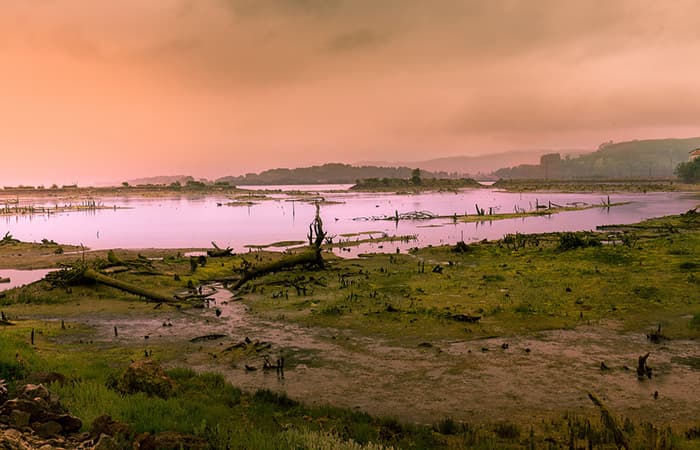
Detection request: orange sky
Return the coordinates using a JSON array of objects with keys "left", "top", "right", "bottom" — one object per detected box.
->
[{"left": 1, "top": 0, "right": 699, "bottom": 185}]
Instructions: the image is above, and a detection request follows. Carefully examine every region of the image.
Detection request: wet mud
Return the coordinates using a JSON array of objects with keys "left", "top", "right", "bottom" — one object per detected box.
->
[{"left": 79, "top": 284, "right": 700, "bottom": 425}]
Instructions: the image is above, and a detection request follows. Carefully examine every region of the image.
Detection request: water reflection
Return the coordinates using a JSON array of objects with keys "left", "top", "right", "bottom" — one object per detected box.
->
[
  {"left": 0, "top": 269, "right": 55, "bottom": 292},
  {"left": 1, "top": 187, "right": 697, "bottom": 256}
]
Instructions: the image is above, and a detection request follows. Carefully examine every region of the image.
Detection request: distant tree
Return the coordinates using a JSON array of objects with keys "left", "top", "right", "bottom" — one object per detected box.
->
[
  {"left": 675, "top": 158, "right": 700, "bottom": 183},
  {"left": 185, "top": 180, "right": 207, "bottom": 189},
  {"left": 121, "top": 182, "right": 129, "bottom": 187},
  {"left": 411, "top": 168, "right": 422, "bottom": 185},
  {"left": 540, "top": 153, "right": 561, "bottom": 180}
]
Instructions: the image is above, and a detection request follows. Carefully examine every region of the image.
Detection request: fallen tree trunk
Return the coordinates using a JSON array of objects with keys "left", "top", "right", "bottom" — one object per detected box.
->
[
  {"left": 82, "top": 269, "right": 177, "bottom": 303},
  {"left": 232, "top": 204, "right": 327, "bottom": 290},
  {"left": 587, "top": 392, "right": 629, "bottom": 449},
  {"left": 207, "top": 241, "right": 233, "bottom": 257},
  {"left": 232, "top": 247, "right": 322, "bottom": 290}
]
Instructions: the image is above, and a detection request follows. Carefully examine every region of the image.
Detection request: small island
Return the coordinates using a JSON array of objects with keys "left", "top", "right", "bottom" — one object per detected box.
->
[{"left": 350, "top": 169, "right": 481, "bottom": 192}]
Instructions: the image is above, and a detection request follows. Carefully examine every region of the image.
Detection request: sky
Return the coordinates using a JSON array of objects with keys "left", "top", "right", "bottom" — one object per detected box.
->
[{"left": 1, "top": 0, "right": 699, "bottom": 185}]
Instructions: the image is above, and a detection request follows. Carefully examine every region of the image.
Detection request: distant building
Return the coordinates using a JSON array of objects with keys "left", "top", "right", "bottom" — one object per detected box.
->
[{"left": 690, "top": 148, "right": 700, "bottom": 161}]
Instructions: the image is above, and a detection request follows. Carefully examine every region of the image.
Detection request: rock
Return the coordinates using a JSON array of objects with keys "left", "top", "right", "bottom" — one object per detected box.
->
[
  {"left": 16, "top": 384, "right": 62, "bottom": 413},
  {"left": 0, "top": 379, "right": 7, "bottom": 405},
  {"left": 9, "top": 410, "right": 31, "bottom": 428},
  {"left": 0, "top": 384, "right": 81, "bottom": 435},
  {"left": 0, "top": 428, "right": 35, "bottom": 450},
  {"left": 2, "top": 399, "right": 47, "bottom": 424},
  {"left": 134, "top": 431, "right": 207, "bottom": 450},
  {"left": 54, "top": 413, "right": 82, "bottom": 433},
  {"left": 116, "top": 359, "right": 176, "bottom": 398},
  {"left": 93, "top": 433, "right": 120, "bottom": 450},
  {"left": 90, "top": 414, "right": 130, "bottom": 439},
  {"left": 33, "top": 420, "right": 62, "bottom": 438}
]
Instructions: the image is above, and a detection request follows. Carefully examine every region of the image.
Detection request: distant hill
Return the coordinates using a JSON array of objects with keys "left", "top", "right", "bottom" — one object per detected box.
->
[
  {"left": 215, "top": 163, "right": 452, "bottom": 186},
  {"left": 493, "top": 137, "right": 700, "bottom": 180},
  {"left": 360, "top": 150, "right": 586, "bottom": 178},
  {"left": 126, "top": 175, "right": 198, "bottom": 186}
]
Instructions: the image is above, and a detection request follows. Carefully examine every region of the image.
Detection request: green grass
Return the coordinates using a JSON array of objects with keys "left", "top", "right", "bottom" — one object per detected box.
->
[
  {"left": 245, "top": 225, "right": 700, "bottom": 342},
  {"left": 2, "top": 317, "right": 700, "bottom": 448}
]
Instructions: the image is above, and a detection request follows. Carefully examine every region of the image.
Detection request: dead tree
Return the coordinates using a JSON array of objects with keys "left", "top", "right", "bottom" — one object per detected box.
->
[
  {"left": 207, "top": 242, "right": 233, "bottom": 257},
  {"left": 637, "top": 353, "right": 652, "bottom": 379},
  {"left": 232, "top": 204, "right": 327, "bottom": 290}
]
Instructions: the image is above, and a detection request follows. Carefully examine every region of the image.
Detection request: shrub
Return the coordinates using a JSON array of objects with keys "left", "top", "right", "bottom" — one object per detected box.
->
[
  {"left": 558, "top": 232, "right": 601, "bottom": 251},
  {"left": 493, "top": 421, "right": 520, "bottom": 439},
  {"left": 252, "top": 388, "right": 299, "bottom": 408},
  {"left": 675, "top": 158, "right": 700, "bottom": 183},
  {"left": 691, "top": 313, "right": 700, "bottom": 329},
  {"left": 435, "top": 417, "right": 459, "bottom": 435}
]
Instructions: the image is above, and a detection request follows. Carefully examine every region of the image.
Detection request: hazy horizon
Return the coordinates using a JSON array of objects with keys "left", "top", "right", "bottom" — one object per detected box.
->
[{"left": 2, "top": 1, "right": 700, "bottom": 186}]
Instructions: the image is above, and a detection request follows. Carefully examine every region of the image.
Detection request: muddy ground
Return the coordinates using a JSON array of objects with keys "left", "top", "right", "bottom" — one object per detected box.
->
[{"left": 26, "top": 283, "right": 698, "bottom": 427}]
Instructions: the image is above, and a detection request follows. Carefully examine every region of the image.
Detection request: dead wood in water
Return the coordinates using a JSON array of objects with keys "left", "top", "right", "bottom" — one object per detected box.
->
[{"left": 207, "top": 242, "right": 233, "bottom": 257}]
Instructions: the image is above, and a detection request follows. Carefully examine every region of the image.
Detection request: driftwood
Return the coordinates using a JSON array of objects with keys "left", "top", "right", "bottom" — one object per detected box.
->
[
  {"left": 0, "top": 232, "right": 19, "bottom": 245},
  {"left": 82, "top": 269, "right": 177, "bottom": 303},
  {"left": 190, "top": 334, "right": 227, "bottom": 343},
  {"left": 0, "top": 310, "right": 12, "bottom": 326},
  {"left": 46, "top": 264, "right": 177, "bottom": 303},
  {"left": 637, "top": 353, "right": 652, "bottom": 379},
  {"left": 449, "top": 313, "right": 481, "bottom": 323},
  {"left": 207, "top": 242, "right": 233, "bottom": 257},
  {"left": 646, "top": 324, "right": 667, "bottom": 343},
  {"left": 232, "top": 248, "right": 323, "bottom": 290},
  {"left": 0, "top": 277, "right": 10, "bottom": 284},
  {"left": 587, "top": 392, "right": 629, "bottom": 449}
]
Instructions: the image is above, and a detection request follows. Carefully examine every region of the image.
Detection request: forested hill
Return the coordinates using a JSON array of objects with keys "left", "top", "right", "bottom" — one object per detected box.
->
[
  {"left": 216, "top": 163, "right": 450, "bottom": 185},
  {"left": 493, "top": 137, "right": 700, "bottom": 180}
]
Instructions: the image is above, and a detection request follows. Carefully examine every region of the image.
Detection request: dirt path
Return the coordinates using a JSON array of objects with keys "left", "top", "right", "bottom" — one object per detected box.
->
[{"left": 78, "top": 284, "right": 700, "bottom": 425}]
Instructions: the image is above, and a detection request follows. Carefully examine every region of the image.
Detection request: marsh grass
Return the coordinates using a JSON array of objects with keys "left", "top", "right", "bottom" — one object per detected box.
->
[{"left": 242, "top": 216, "right": 700, "bottom": 342}]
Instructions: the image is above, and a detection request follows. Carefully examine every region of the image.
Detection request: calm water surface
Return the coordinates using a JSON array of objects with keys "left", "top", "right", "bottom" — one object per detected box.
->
[
  {"left": 2, "top": 187, "right": 698, "bottom": 256},
  {"left": 0, "top": 269, "right": 55, "bottom": 292}
]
